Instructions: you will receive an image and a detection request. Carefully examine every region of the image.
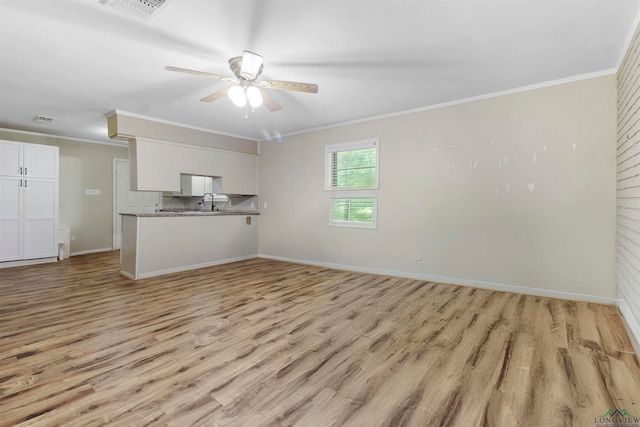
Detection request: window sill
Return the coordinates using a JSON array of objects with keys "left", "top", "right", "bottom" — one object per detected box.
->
[{"left": 328, "top": 221, "right": 377, "bottom": 230}]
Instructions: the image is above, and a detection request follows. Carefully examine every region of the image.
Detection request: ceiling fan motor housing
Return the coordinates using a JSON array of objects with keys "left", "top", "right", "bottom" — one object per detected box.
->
[{"left": 229, "top": 51, "right": 264, "bottom": 81}]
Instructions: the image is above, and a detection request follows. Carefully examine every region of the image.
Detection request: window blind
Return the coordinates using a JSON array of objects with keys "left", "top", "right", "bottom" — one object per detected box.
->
[
  {"left": 330, "top": 147, "right": 377, "bottom": 190},
  {"left": 331, "top": 198, "right": 376, "bottom": 223}
]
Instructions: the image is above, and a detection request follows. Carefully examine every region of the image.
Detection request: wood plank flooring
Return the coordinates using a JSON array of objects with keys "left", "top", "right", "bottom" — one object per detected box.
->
[{"left": 1, "top": 252, "right": 639, "bottom": 426}]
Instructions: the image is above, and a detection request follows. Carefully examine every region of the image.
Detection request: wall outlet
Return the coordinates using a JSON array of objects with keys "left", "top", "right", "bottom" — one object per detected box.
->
[
  {"left": 71, "top": 235, "right": 76, "bottom": 241},
  {"left": 263, "top": 202, "right": 268, "bottom": 209}
]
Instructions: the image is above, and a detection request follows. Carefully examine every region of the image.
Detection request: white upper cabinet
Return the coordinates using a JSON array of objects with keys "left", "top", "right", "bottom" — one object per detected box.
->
[
  {"left": 0, "top": 140, "right": 22, "bottom": 176},
  {"left": 131, "top": 138, "right": 257, "bottom": 195},
  {"left": 173, "top": 175, "right": 214, "bottom": 197},
  {"left": 23, "top": 144, "right": 58, "bottom": 179},
  {"left": 219, "top": 154, "right": 257, "bottom": 195}
]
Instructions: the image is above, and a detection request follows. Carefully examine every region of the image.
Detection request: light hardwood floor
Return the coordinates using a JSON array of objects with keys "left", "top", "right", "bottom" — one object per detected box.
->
[{"left": 1, "top": 252, "right": 639, "bottom": 426}]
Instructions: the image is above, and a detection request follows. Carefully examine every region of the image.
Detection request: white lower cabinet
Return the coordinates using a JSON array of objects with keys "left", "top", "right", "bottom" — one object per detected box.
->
[{"left": 0, "top": 141, "right": 59, "bottom": 262}]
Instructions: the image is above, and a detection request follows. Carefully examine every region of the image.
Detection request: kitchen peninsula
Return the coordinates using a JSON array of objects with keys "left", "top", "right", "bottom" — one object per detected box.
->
[
  {"left": 106, "top": 117, "right": 261, "bottom": 279},
  {"left": 120, "top": 211, "right": 259, "bottom": 279}
]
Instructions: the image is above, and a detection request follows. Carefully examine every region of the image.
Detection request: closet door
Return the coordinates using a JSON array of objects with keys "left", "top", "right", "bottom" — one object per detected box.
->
[
  {"left": 0, "top": 176, "right": 23, "bottom": 261},
  {"left": 23, "top": 144, "right": 59, "bottom": 259},
  {"left": 0, "top": 141, "right": 24, "bottom": 261},
  {"left": 23, "top": 177, "right": 58, "bottom": 259}
]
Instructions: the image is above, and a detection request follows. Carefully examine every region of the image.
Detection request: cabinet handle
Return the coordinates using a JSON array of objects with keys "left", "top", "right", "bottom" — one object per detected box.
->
[
  {"left": 24, "top": 180, "right": 27, "bottom": 188},
  {"left": 19, "top": 167, "right": 22, "bottom": 175},
  {"left": 19, "top": 179, "right": 22, "bottom": 187},
  {"left": 24, "top": 167, "right": 27, "bottom": 176}
]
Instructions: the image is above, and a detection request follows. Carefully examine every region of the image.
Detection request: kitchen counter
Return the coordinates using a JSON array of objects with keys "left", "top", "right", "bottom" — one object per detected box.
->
[
  {"left": 121, "top": 211, "right": 260, "bottom": 217},
  {"left": 119, "top": 213, "right": 259, "bottom": 279}
]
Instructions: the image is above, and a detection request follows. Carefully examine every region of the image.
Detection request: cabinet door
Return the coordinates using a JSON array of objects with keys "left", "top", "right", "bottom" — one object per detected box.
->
[
  {"left": 0, "top": 176, "right": 23, "bottom": 261},
  {"left": 174, "top": 175, "right": 209, "bottom": 196},
  {"left": 23, "top": 178, "right": 58, "bottom": 259},
  {"left": 173, "top": 174, "right": 191, "bottom": 196},
  {"left": 0, "top": 140, "right": 22, "bottom": 176},
  {"left": 191, "top": 176, "right": 207, "bottom": 196},
  {"left": 23, "top": 143, "right": 58, "bottom": 179},
  {"left": 220, "top": 154, "right": 257, "bottom": 195}
]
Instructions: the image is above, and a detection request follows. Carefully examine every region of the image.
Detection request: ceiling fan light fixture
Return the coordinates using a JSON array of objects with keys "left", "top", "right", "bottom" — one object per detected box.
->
[
  {"left": 166, "top": 50, "right": 317, "bottom": 113},
  {"left": 246, "top": 86, "right": 263, "bottom": 108},
  {"left": 228, "top": 85, "right": 247, "bottom": 107},
  {"left": 240, "top": 51, "right": 263, "bottom": 80}
]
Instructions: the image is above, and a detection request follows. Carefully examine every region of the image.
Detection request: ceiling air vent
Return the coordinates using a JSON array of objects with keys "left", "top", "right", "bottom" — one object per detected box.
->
[
  {"left": 98, "top": 0, "right": 173, "bottom": 21},
  {"left": 35, "top": 115, "right": 55, "bottom": 124}
]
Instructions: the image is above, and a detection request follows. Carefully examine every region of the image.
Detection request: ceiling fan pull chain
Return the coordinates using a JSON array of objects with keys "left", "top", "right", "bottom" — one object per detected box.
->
[{"left": 245, "top": 103, "right": 248, "bottom": 119}]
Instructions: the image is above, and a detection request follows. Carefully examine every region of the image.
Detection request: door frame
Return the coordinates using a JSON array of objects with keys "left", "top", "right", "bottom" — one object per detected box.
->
[
  {"left": 112, "top": 158, "right": 127, "bottom": 250},
  {"left": 113, "top": 158, "right": 162, "bottom": 250}
]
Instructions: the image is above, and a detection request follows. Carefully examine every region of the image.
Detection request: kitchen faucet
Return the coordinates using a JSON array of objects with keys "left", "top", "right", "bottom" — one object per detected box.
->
[{"left": 202, "top": 193, "right": 216, "bottom": 211}]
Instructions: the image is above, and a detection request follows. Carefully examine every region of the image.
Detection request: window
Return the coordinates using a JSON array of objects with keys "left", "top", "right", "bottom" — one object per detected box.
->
[
  {"left": 325, "top": 139, "right": 379, "bottom": 229},
  {"left": 325, "top": 139, "right": 378, "bottom": 191}
]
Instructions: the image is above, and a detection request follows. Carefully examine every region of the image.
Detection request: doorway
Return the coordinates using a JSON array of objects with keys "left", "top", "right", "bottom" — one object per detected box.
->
[{"left": 112, "top": 158, "right": 161, "bottom": 250}]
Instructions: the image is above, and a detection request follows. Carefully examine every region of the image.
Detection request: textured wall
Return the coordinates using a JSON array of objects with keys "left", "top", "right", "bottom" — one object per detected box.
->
[{"left": 617, "top": 25, "right": 640, "bottom": 331}]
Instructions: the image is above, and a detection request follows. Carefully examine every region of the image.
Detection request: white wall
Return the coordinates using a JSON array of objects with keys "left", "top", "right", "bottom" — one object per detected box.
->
[
  {"left": 259, "top": 75, "right": 617, "bottom": 300},
  {"left": 617, "top": 23, "right": 640, "bottom": 342}
]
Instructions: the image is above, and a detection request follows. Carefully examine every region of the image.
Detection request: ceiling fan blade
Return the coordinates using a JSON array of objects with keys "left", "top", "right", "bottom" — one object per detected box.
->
[
  {"left": 260, "top": 89, "right": 282, "bottom": 112},
  {"left": 259, "top": 79, "right": 318, "bottom": 94},
  {"left": 240, "top": 51, "right": 264, "bottom": 80},
  {"left": 200, "top": 87, "right": 230, "bottom": 103},
  {"left": 165, "top": 66, "right": 235, "bottom": 82}
]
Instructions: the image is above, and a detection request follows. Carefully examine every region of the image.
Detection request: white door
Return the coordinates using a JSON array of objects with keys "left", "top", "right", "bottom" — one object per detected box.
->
[
  {"left": 113, "top": 159, "right": 161, "bottom": 250},
  {"left": 22, "top": 144, "right": 59, "bottom": 259},
  {"left": 0, "top": 176, "right": 23, "bottom": 261},
  {"left": 23, "top": 178, "right": 58, "bottom": 259},
  {"left": 0, "top": 141, "right": 23, "bottom": 261}
]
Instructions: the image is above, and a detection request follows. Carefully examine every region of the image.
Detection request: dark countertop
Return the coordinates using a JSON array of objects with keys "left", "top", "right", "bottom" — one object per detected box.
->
[{"left": 120, "top": 211, "right": 260, "bottom": 217}]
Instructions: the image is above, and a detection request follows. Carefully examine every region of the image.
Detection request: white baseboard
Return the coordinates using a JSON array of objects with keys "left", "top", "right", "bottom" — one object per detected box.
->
[
  {"left": 617, "top": 299, "right": 640, "bottom": 353},
  {"left": 119, "top": 271, "right": 135, "bottom": 280},
  {"left": 129, "top": 254, "right": 259, "bottom": 280},
  {"left": 0, "top": 257, "right": 58, "bottom": 269},
  {"left": 70, "top": 247, "right": 114, "bottom": 257},
  {"left": 258, "top": 254, "right": 619, "bottom": 306}
]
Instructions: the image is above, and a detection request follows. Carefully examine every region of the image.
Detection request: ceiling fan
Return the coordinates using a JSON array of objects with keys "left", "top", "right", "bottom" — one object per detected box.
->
[{"left": 165, "top": 50, "right": 318, "bottom": 112}]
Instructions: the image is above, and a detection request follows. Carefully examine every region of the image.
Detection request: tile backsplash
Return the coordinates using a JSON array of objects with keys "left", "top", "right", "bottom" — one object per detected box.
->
[{"left": 162, "top": 194, "right": 257, "bottom": 212}]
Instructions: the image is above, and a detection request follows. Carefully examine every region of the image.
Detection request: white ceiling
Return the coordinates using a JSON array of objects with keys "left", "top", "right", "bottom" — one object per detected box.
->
[{"left": 1, "top": 0, "right": 639, "bottom": 143}]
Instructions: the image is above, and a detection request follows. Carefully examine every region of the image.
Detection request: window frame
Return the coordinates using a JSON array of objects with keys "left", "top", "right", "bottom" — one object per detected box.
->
[
  {"left": 324, "top": 138, "right": 379, "bottom": 191},
  {"left": 329, "top": 193, "right": 378, "bottom": 229},
  {"left": 325, "top": 138, "right": 379, "bottom": 229}
]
